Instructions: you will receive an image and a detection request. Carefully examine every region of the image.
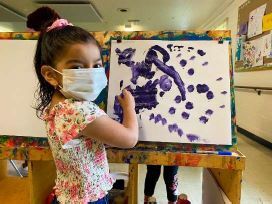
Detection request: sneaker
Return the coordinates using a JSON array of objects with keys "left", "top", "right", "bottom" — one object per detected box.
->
[
  {"left": 177, "top": 194, "right": 191, "bottom": 204},
  {"left": 144, "top": 196, "right": 157, "bottom": 204}
]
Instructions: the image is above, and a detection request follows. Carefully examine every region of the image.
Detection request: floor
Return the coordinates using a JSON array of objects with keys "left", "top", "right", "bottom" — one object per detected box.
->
[{"left": 3, "top": 133, "right": 272, "bottom": 204}]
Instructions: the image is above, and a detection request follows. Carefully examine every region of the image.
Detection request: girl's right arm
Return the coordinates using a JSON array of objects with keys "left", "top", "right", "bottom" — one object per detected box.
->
[{"left": 81, "top": 89, "right": 139, "bottom": 148}]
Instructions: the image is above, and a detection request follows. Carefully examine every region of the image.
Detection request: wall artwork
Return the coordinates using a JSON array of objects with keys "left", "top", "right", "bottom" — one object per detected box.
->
[{"left": 107, "top": 40, "right": 232, "bottom": 145}]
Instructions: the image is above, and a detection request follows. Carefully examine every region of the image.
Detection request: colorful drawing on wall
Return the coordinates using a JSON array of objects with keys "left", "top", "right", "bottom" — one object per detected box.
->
[
  {"left": 107, "top": 40, "right": 232, "bottom": 145},
  {"left": 262, "top": 32, "right": 272, "bottom": 57},
  {"left": 243, "top": 38, "right": 264, "bottom": 68},
  {"left": 247, "top": 4, "right": 266, "bottom": 38}
]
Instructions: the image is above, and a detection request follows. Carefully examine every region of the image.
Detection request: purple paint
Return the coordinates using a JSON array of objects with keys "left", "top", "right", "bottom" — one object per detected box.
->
[
  {"left": 120, "top": 80, "right": 123, "bottom": 90},
  {"left": 181, "top": 112, "right": 190, "bottom": 120},
  {"left": 176, "top": 53, "right": 182, "bottom": 58},
  {"left": 189, "top": 56, "right": 196, "bottom": 60},
  {"left": 206, "top": 91, "right": 214, "bottom": 100},
  {"left": 188, "top": 47, "right": 194, "bottom": 50},
  {"left": 174, "top": 95, "right": 182, "bottom": 103},
  {"left": 174, "top": 45, "right": 184, "bottom": 51},
  {"left": 159, "top": 91, "right": 165, "bottom": 97},
  {"left": 196, "top": 84, "right": 209, "bottom": 93},
  {"left": 205, "top": 109, "right": 213, "bottom": 116},
  {"left": 199, "top": 116, "right": 209, "bottom": 124},
  {"left": 216, "top": 77, "right": 223, "bottom": 81},
  {"left": 115, "top": 48, "right": 135, "bottom": 66},
  {"left": 220, "top": 105, "right": 225, "bottom": 108},
  {"left": 187, "top": 85, "right": 195, "bottom": 92},
  {"left": 177, "top": 128, "right": 183, "bottom": 137},
  {"left": 202, "top": 61, "right": 208, "bottom": 66},
  {"left": 186, "top": 134, "right": 199, "bottom": 142},
  {"left": 197, "top": 49, "right": 206, "bottom": 56},
  {"left": 161, "top": 118, "right": 167, "bottom": 125},
  {"left": 159, "top": 75, "right": 172, "bottom": 91},
  {"left": 149, "top": 113, "right": 155, "bottom": 120},
  {"left": 185, "top": 102, "right": 194, "bottom": 110},
  {"left": 169, "top": 107, "right": 176, "bottom": 114},
  {"left": 188, "top": 68, "right": 194, "bottom": 76},
  {"left": 155, "top": 114, "right": 162, "bottom": 123},
  {"left": 180, "top": 59, "right": 187, "bottom": 67},
  {"left": 113, "top": 96, "right": 123, "bottom": 122},
  {"left": 145, "top": 45, "right": 186, "bottom": 101},
  {"left": 221, "top": 91, "right": 227, "bottom": 95},
  {"left": 167, "top": 44, "right": 173, "bottom": 52},
  {"left": 168, "top": 123, "right": 178, "bottom": 133}
]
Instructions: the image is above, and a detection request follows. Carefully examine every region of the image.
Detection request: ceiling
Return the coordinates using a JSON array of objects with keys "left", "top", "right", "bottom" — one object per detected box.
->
[{"left": 0, "top": 0, "right": 234, "bottom": 32}]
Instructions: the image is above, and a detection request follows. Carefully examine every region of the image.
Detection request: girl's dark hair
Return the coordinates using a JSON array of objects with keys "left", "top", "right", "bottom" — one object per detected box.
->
[{"left": 32, "top": 8, "right": 101, "bottom": 118}]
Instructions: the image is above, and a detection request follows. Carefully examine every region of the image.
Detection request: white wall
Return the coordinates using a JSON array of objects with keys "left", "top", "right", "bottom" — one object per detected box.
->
[{"left": 200, "top": 0, "right": 272, "bottom": 143}]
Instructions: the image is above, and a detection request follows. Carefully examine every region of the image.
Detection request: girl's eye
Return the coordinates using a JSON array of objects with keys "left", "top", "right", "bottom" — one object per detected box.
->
[
  {"left": 72, "top": 66, "right": 82, "bottom": 69},
  {"left": 93, "top": 64, "right": 102, "bottom": 68}
]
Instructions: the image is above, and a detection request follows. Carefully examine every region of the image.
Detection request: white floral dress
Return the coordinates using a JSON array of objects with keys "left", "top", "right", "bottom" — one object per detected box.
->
[{"left": 43, "top": 99, "right": 114, "bottom": 204}]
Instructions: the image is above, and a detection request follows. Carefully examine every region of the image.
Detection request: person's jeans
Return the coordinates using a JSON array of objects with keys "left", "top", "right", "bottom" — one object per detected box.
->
[
  {"left": 51, "top": 194, "right": 109, "bottom": 204},
  {"left": 144, "top": 165, "right": 179, "bottom": 202}
]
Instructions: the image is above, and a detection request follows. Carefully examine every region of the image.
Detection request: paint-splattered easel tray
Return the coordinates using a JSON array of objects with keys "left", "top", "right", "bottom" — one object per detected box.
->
[{"left": 0, "top": 30, "right": 236, "bottom": 151}]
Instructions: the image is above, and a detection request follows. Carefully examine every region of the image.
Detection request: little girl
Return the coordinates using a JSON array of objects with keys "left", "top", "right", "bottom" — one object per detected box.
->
[{"left": 32, "top": 15, "right": 138, "bottom": 203}]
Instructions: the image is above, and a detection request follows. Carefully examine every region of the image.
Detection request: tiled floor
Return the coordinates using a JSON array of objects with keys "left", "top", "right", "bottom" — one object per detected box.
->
[{"left": 5, "top": 133, "right": 272, "bottom": 204}]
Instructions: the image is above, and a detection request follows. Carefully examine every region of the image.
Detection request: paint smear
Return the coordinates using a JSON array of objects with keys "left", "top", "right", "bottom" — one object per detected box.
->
[
  {"left": 199, "top": 116, "right": 209, "bottom": 124},
  {"left": 155, "top": 114, "right": 162, "bottom": 123},
  {"left": 149, "top": 113, "right": 155, "bottom": 120},
  {"left": 159, "top": 91, "right": 165, "bottom": 97},
  {"left": 169, "top": 107, "right": 176, "bottom": 114},
  {"left": 197, "top": 49, "right": 206, "bottom": 56},
  {"left": 205, "top": 109, "right": 213, "bottom": 116},
  {"left": 161, "top": 118, "right": 167, "bottom": 125},
  {"left": 220, "top": 105, "right": 225, "bottom": 108},
  {"left": 174, "top": 95, "right": 182, "bottom": 103},
  {"left": 189, "top": 56, "right": 196, "bottom": 60},
  {"left": 202, "top": 61, "right": 208, "bottom": 66},
  {"left": 206, "top": 91, "right": 214, "bottom": 100},
  {"left": 188, "top": 68, "right": 194, "bottom": 76},
  {"left": 177, "top": 128, "right": 183, "bottom": 137},
  {"left": 196, "top": 84, "right": 209, "bottom": 93},
  {"left": 216, "top": 77, "right": 223, "bottom": 81},
  {"left": 159, "top": 75, "right": 172, "bottom": 91},
  {"left": 176, "top": 53, "right": 182, "bottom": 58},
  {"left": 181, "top": 112, "right": 190, "bottom": 120},
  {"left": 221, "top": 91, "right": 227, "bottom": 95},
  {"left": 186, "top": 134, "right": 200, "bottom": 142},
  {"left": 185, "top": 102, "right": 194, "bottom": 110},
  {"left": 180, "top": 59, "right": 187, "bottom": 67},
  {"left": 187, "top": 85, "right": 195, "bottom": 92},
  {"left": 120, "top": 80, "right": 123, "bottom": 90}
]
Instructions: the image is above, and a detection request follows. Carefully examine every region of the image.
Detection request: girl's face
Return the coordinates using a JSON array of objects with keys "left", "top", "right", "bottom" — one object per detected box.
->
[{"left": 41, "top": 42, "right": 103, "bottom": 88}]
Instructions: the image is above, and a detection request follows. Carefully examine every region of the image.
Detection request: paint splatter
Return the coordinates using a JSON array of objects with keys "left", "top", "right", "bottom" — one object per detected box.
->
[
  {"left": 188, "top": 47, "right": 194, "bottom": 50},
  {"left": 202, "top": 61, "right": 208, "bottom": 66},
  {"left": 149, "top": 113, "right": 155, "bottom": 120},
  {"left": 155, "top": 114, "right": 162, "bottom": 123},
  {"left": 174, "top": 95, "right": 182, "bottom": 103},
  {"left": 176, "top": 53, "right": 182, "bottom": 58},
  {"left": 186, "top": 134, "right": 199, "bottom": 142},
  {"left": 189, "top": 56, "right": 196, "bottom": 60},
  {"left": 168, "top": 123, "right": 179, "bottom": 133},
  {"left": 181, "top": 112, "right": 190, "bottom": 120},
  {"left": 205, "top": 109, "right": 213, "bottom": 116},
  {"left": 120, "top": 80, "right": 123, "bottom": 90},
  {"left": 196, "top": 84, "right": 209, "bottom": 93},
  {"left": 177, "top": 129, "right": 183, "bottom": 137},
  {"left": 159, "top": 91, "right": 165, "bottom": 97},
  {"left": 169, "top": 107, "right": 176, "bottom": 114},
  {"left": 180, "top": 59, "right": 187, "bottom": 67},
  {"left": 188, "top": 68, "right": 194, "bottom": 76},
  {"left": 187, "top": 85, "right": 195, "bottom": 92},
  {"left": 221, "top": 91, "right": 227, "bottom": 95},
  {"left": 159, "top": 75, "right": 172, "bottom": 91},
  {"left": 185, "top": 102, "right": 194, "bottom": 110},
  {"left": 199, "top": 116, "right": 209, "bottom": 124},
  {"left": 161, "top": 118, "right": 167, "bottom": 125},
  {"left": 220, "top": 105, "right": 225, "bottom": 108},
  {"left": 197, "top": 49, "right": 206, "bottom": 56},
  {"left": 206, "top": 91, "right": 214, "bottom": 100},
  {"left": 216, "top": 77, "right": 223, "bottom": 81},
  {"left": 167, "top": 44, "right": 173, "bottom": 52},
  {"left": 115, "top": 48, "right": 135, "bottom": 66}
]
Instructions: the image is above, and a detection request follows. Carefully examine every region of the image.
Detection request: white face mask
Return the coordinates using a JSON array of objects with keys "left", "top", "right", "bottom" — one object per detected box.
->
[{"left": 52, "top": 67, "right": 108, "bottom": 101}]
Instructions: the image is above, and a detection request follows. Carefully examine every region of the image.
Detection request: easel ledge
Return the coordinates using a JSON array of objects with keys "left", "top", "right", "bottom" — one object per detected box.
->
[{"left": 0, "top": 135, "right": 245, "bottom": 204}]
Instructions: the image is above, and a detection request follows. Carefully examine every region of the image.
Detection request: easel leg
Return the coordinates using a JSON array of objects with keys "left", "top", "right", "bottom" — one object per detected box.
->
[
  {"left": 209, "top": 168, "right": 242, "bottom": 204},
  {"left": 0, "top": 160, "right": 7, "bottom": 180},
  {"left": 28, "top": 161, "right": 56, "bottom": 204},
  {"left": 128, "top": 164, "right": 138, "bottom": 204}
]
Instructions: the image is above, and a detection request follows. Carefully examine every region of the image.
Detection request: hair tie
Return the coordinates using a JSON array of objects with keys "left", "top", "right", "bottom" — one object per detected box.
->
[{"left": 46, "top": 19, "right": 73, "bottom": 32}]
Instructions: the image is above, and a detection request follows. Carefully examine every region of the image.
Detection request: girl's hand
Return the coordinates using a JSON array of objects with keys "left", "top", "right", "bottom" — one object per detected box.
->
[{"left": 117, "top": 89, "right": 135, "bottom": 112}]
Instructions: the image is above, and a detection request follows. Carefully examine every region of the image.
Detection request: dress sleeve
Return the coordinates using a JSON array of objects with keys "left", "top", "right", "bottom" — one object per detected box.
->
[{"left": 53, "top": 100, "right": 107, "bottom": 148}]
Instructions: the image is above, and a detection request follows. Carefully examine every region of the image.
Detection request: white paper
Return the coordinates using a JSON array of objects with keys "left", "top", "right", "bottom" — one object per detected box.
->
[
  {"left": 247, "top": 4, "right": 267, "bottom": 38},
  {"left": 262, "top": 32, "right": 272, "bottom": 57},
  {"left": 107, "top": 40, "right": 232, "bottom": 145}
]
